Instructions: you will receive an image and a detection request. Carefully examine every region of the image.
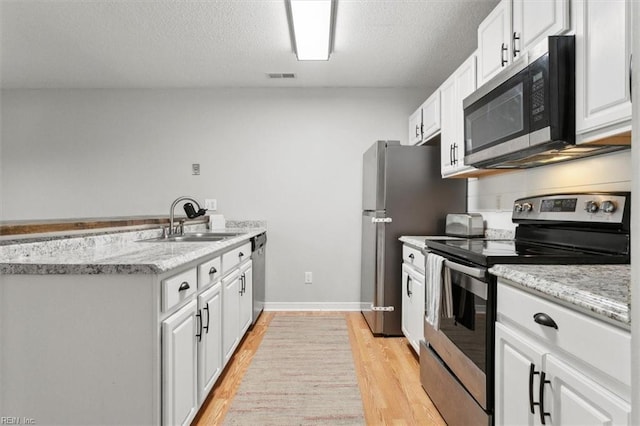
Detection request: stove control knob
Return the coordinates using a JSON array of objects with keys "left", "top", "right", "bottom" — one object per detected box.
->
[
  {"left": 522, "top": 202, "right": 533, "bottom": 212},
  {"left": 514, "top": 203, "right": 523, "bottom": 213},
  {"left": 585, "top": 201, "right": 600, "bottom": 213},
  {"left": 601, "top": 200, "right": 617, "bottom": 213}
]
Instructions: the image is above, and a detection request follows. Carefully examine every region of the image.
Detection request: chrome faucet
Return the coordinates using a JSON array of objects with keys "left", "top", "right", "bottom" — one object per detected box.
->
[{"left": 168, "top": 196, "right": 205, "bottom": 236}]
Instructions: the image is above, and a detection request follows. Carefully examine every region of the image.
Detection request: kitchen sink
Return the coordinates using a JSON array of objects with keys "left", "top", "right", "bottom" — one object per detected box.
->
[{"left": 139, "top": 232, "right": 245, "bottom": 243}]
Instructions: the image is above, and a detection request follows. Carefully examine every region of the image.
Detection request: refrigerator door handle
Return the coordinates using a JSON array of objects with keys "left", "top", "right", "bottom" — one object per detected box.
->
[
  {"left": 371, "top": 304, "right": 395, "bottom": 312},
  {"left": 371, "top": 217, "right": 392, "bottom": 223}
]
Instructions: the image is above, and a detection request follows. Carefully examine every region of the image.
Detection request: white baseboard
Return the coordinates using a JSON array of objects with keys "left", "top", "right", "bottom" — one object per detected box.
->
[{"left": 263, "top": 302, "right": 362, "bottom": 311}]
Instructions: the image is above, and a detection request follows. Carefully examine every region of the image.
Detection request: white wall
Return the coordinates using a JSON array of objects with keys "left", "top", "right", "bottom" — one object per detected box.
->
[
  {"left": 0, "top": 87, "right": 425, "bottom": 307},
  {"left": 468, "top": 150, "right": 632, "bottom": 231}
]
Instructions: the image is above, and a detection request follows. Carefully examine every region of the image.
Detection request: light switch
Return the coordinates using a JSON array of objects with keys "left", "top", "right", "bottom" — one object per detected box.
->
[{"left": 192, "top": 163, "right": 200, "bottom": 175}]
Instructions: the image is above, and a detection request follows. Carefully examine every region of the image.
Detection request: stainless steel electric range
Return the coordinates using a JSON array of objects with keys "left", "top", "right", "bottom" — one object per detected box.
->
[{"left": 419, "top": 192, "right": 631, "bottom": 426}]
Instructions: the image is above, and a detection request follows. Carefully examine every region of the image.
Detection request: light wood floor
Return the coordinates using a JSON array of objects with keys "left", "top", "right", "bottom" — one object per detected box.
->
[{"left": 192, "top": 311, "right": 446, "bottom": 425}]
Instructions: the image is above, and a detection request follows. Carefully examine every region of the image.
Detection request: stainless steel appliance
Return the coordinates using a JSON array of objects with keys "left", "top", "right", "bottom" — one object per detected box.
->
[
  {"left": 446, "top": 213, "right": 484, "bottom": 237},
  {"left": 250, "top": 232, "right": 266, "bottom": 325},
  {"left": 463, "top": 36, "right": 626, "bottom": 169},
  {"left": 421, "top": 192, "right": 631, "bottom": 426},
  {"left": 360, "top": 140, "right": 466, "bottom": 336}
]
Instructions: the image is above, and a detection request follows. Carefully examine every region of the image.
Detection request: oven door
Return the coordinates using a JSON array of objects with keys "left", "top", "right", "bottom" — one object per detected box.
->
[{"left": 424, "top": 258, "right": 495, "bottom": 410}]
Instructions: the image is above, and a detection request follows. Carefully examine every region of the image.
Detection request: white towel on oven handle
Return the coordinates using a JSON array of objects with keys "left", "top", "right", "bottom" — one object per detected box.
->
[
  {"left": 442, "top": 267, "right": 454, "bottom": 320},
  {"left": 426, "top": 252, "right": 445, "bottom": 330}
]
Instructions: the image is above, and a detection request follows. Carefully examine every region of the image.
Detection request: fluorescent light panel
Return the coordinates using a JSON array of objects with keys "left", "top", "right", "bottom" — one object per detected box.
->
[{"left": 289, "top": 0, "right": 333, "bottom": 61}]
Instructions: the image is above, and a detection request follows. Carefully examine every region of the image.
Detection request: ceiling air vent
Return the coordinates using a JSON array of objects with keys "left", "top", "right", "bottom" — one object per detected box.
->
[{"left": 267, "top": 73, "right": 296, "bottom": 79}]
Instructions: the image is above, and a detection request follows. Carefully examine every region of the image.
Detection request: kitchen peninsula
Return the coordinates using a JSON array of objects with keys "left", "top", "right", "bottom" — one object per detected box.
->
[{"left": 0, "top": 220, "right": 266, "bottom": 425}]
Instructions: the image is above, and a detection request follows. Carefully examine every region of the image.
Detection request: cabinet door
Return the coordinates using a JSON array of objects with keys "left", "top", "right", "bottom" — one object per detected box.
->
[
  {"left": 545, "top": 355, "right": 631, "bottom": 425},
  {"left": 198, "top": 284, "right": 222, "bottom": 403},
  {"left": 408, "top": 107, "right": 423, "bottom": 145},
  {"left": 574, "top": 0, "right": 632, "bottom": 141},
  {"left": 222, "top": 271, "right": 241, "bottom": 365},
  {"left": 401, "top": 267, "right": 413, "bottom": 344},
  {"left": 477, "top": 0, "right": 512, "bottom": 87},
  {"left": 495, "top": 322, "right": 545, "bottom": 426},
  {"left": 441, "top": 54, "right": 478, "bottom": 178},
  {"left": 512, "top": 0, "right": 569, "bottom": 60},
  {"left": 239, "top": 262, "right": 253, "bottom": 335},
  {"left": 409, "top": 270, "right": 425, "bottom": 354},
  {"left": 451, "top": 54, "right": 477, "bottom": 176},
  {"left": 420, "top": 91, "right": 441, "bottom": 142},
  {"left": 162, "top": 300, "right": 198, "bottom": 426},
  {"left": 440, "top": 75, "right": 457, "bottom": 176}
]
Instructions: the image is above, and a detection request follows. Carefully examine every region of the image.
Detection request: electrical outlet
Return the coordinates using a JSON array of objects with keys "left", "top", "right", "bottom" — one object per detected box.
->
[
  {"left": 204, "top": 199, "right": 217, "bottom": 211},
  {"left": 304, "top": 272, "right": 312, "bottom": 284},
  {"left": 192, "top": 163, "right": 200, "bottom": 175}
]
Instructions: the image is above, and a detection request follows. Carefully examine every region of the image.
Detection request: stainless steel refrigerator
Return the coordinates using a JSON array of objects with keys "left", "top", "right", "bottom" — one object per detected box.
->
[{"left": 361, "top": 140, "right": 466, "bottom": 336}]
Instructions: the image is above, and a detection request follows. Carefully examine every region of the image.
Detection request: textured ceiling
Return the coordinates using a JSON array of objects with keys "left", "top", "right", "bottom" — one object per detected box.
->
[{"left": 0, "top": 0, "right": 499, "bottom": 89}]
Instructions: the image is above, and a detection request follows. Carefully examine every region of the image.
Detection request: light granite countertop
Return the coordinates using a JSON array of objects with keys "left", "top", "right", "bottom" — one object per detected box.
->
[
  {"left": 398, "top": 228, "right": 515, "bottom": 250},
  {"left": 490, "top": 264, "right": 630, "bottom": 329},
  {"left": 0, "top": 223, "right": 266, "bottom": 275},
  {"left": 399, "top": 234, "right": 630, "bottom": 328}
]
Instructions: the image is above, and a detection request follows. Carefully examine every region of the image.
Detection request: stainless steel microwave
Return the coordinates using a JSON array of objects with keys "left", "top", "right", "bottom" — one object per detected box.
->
[{"left": 463, "top": 36, "right": 580, "bottom": 169}]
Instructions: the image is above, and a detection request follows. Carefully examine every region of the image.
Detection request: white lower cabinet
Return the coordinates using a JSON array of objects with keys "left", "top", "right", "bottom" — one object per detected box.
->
[
  {"left": 495, "top": 281, "right": 631, "bottom": 426},
  {"left": 162, "top": 300, "right": 199, "bottom": 426},
  {"left": 222, "top": 269, "right": 242, "bottom": 365},
  {"left": 545, "top": 355, "right": 631, "bottom": 426},
  {"left": 197, "top": 283, "right": 222, "bottom": 403},
  {"left": 400, "top": 244, "right": 425, "bottom": 354},
  {"left": 0, "top": 237, "right": 259, "bottom": 426},
  {"left": 239, "top": 261, "right": 253, "bottom": 335},
  {"left": 222, "top": 259, "right": 253, "bottom": 365}
]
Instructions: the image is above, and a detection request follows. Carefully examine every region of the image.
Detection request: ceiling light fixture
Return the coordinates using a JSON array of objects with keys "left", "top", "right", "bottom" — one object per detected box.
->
[{"left": 286, "top": 0, "right": 336, "bottom": 61}]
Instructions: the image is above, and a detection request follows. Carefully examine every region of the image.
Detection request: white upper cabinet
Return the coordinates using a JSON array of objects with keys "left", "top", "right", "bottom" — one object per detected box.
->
[
  {"left": 441, "top": 54, "right": 478, "bottom": 178},
  {"left": 478, "top": 0, "right": 570, "bottom": 88},
  {"left": 512, "top": 0, "right": 570, "bottom": 60},
  {"left": 477, "top": 0, "right": 513, "bottom": 87},
  {"left": 420, "top": 91, "right": 441, "bottom": 142},
  {"left": 408, "top": 107, "right": 423, "bottom": 145},
  {"left": 407, "top": 91, "right": 441, "bottom": 145},
  {"left": 574, "top": 0, "right": 632, "bottom": 144}
]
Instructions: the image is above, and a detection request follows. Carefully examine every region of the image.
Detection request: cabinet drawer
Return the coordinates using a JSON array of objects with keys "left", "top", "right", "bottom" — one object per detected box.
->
[
  {"left": 198, "top": 256, "right": 221, "bottom": 289},
  {"left": 222, "top": 242, "right": 251, "bottom": 276},
  {"left": 497, "top": 281, "right": 631, "bottom": 387},
  {"left": 162, "top": 268, "right": 197, "bottom": 312},
  {"left": 402, "top": 244, "right": 425, "bottom": 272}
]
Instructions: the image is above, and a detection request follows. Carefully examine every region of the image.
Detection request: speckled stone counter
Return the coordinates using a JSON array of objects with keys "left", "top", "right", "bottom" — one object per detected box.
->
[
  {"left": 490, "top": 264, "right": 630, "bottom": 328},
  {"left": 0, "top": 223, "right": 266, "bottom": 275},
  {"left": 398, "top": 236, "right": 429, "bottom": 249}
]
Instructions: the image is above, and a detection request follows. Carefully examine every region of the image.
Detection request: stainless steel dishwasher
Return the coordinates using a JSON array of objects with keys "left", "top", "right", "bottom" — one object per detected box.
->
[{"left": 250, "top": 232, "right": 266, "bottom": 325}]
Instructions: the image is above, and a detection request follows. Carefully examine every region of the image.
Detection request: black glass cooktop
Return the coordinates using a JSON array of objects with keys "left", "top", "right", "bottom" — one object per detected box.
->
[{"left": 424, "top": 238, "right": 630, "bottom": 267}]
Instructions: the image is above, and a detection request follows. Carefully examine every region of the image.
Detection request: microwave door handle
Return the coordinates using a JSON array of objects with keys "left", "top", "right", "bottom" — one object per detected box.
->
[{"left": 444, "top": 260, "right": 486, "bottom": 279}]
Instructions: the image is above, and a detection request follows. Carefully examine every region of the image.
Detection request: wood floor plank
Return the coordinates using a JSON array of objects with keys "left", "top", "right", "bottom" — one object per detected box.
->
[{"left": 192, "top": 311, "right": 445, "bottom": 425}]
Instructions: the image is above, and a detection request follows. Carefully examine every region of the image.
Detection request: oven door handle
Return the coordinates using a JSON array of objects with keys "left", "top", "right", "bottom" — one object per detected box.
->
[{"left": 443, "top": 260, "right": 486, "bottom": 279}]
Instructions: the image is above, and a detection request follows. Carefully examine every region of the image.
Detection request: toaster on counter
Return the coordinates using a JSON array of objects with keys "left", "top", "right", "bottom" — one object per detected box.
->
[{"left": 445, "top": 213, "right": 485, "bottom": 237}]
